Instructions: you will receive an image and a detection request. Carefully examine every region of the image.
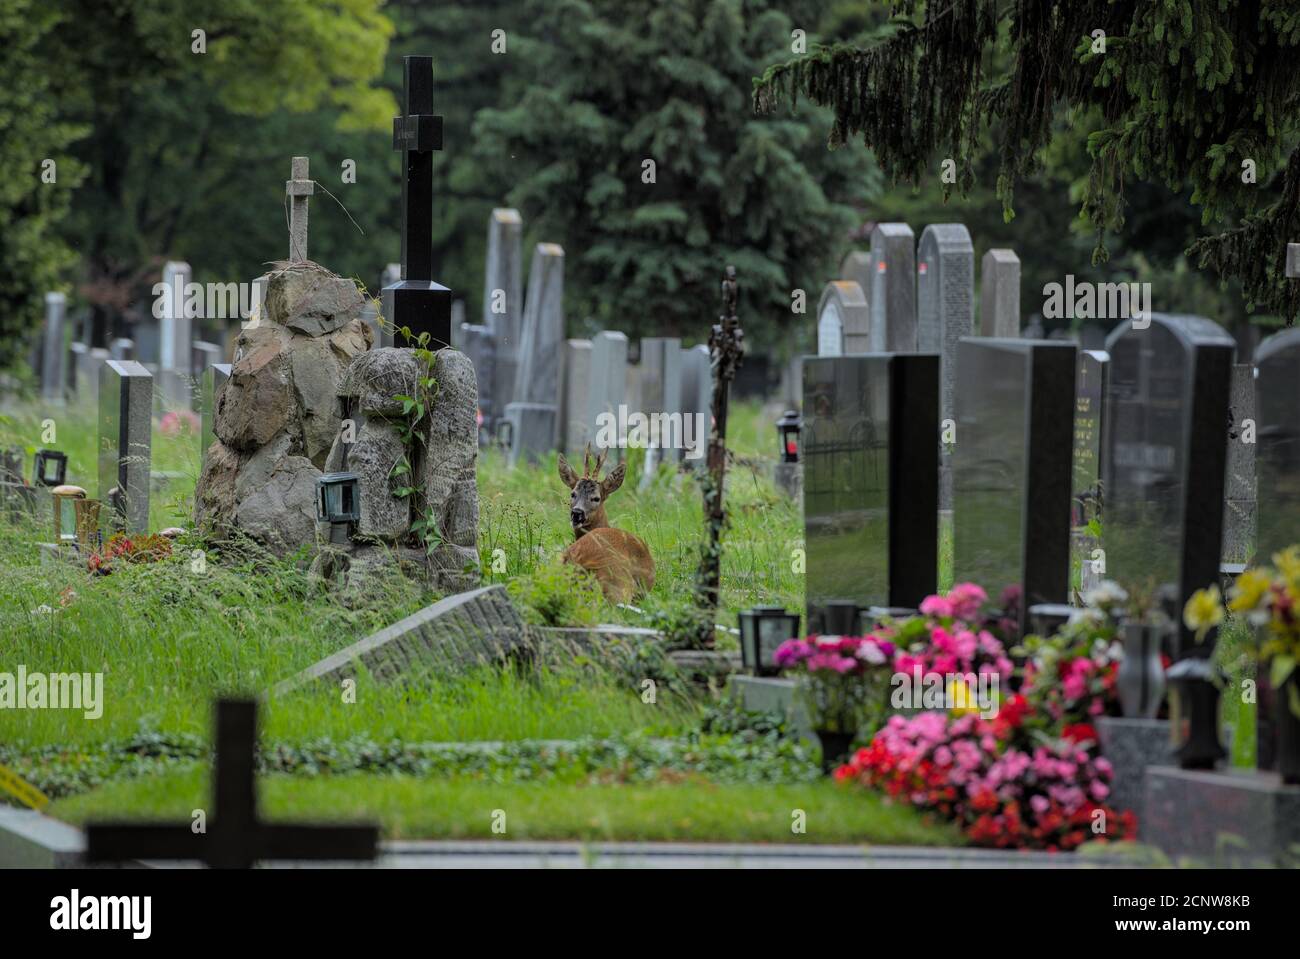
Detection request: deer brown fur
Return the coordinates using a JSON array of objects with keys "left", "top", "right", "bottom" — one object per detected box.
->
[{"left": 557, "top": 445, "right": 655, "bottom": 604}]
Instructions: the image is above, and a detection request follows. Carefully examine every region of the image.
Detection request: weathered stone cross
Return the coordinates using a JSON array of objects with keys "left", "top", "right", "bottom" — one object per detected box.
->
[
  {"left": 286, "top": 156, "right": 314, "bottom": 262},
  {"left": 84, "top": 699, "right": 377, "bottom": 868}
]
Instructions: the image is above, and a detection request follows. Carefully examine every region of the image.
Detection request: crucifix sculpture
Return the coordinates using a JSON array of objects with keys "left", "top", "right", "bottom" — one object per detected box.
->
[
  {"left": 381, "top": 55, "right": 453, "bottom": 350},
  {"left": 84, "top": 699, "right": 378, "bottom": 869},
  {"left": 286, "top": 156, "right": 314, "bottom": 262},
  {"left": 695, "top": 266, "right": 744, "bottom": 642}
]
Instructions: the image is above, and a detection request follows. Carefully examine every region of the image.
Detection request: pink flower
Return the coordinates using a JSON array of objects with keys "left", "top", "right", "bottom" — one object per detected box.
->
[{"left": 920, "top": 594, "right": 954, "bottom": 619}]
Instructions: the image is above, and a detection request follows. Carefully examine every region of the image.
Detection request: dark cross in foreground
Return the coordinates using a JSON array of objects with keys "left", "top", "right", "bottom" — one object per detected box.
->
[
  {"left": 694, "top": 266, "right": 745, "bottom": 643},
  {"left": 381, "top": 54, "right": 452, "bottom": 351},
  {"left": 84, "top": 699, "right": 378, "bottom": 869}
]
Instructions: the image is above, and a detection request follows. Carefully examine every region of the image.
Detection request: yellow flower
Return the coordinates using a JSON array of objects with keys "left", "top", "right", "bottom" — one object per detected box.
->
[
  {"left": 1272, "top": 546, "right": 1300, "bottom": 589},
  {"left": 947, "top": 677, "right": 978, "bottom": 716},
  {"left": 1228, "top": 568, "right": 1272, "bottom": 613},
  {"left": 1183, "top": 586, "right": 1224, "bottom": 640}
]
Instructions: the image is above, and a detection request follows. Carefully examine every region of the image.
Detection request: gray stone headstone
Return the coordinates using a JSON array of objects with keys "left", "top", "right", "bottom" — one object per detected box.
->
[
  {"left": 67, "top": 342, "right": 88, "bottom": 399},
  {"left": 678, "top": 343, "right": 711, "bottom": 465},
  {"left": 917, "top": 223, "right": 974, "bottom": 423},
  {"left": 561, "top": 339, "right": 593, "bottom": 455},
  {"left": 1287, "top": 242, "right": 1300, "bottom": 279},
  {"left": 286, "top": 156, "right": 314, "bottom": 262},
  {"left": 1257, "top": 328, "right": 1300, "bottom": 564},
  {"left": 159, "top": 260, "right": 195, "bottom": 409},
  {"left": 587, "top": 331, "right": 628, "bottom": 459},
  {"left": 483, "top": 209, "right": 524, "bottom": 402},
  {"left": 838, "top": 250, "right": 873, "bottom": 312},
  {"left": 375, "top": 264, "right": 400, "bottom": 349},
  {"left": 1222, "top": 363, "right": 1257, "bottom": 564},
  {"left": 979, "top": 248, "right": 1020, "bottom": 338},
  {"left": 459, "top": 324, "right": 497, "bottom": 434},
  {"left": 816, "top": 281, "right": 870, "bottom": 356},
  {"left": 271, "top": 585, "right": 528, "bottom": 694},
  {"left": 201, "top": 363, "right": 232, "bottom": 469},
  {"left": 40, "top": 292, "right": 67, "bottom": 404},
  {"left": 638, "top": 337, "right": 682, "bottom": 477},
  {"left": 1022, "top": 315, "right": 1046, "bottom": 339},
  {"left": 109, "top": 337, "right": 135, "bottom": 361},
  {"left": 1104, "top": 314, "right": 1235, "bottom": 656},
  {"left": 193, "top": 341, "right": 224, "bottom": 374},
  {"left": 514, "top": 243, "right": 565, "bottom": 434},
  {"left": 504, "top": 401, "right": 559, "bottom": 468},
  {"left": 953, "top": 339, "right": 1077, "bottom": 633},
  {"left": 803, "top": 353, "right": 939, "bottom": 623},
  {"left": 868, "top": 223, "right": 916, "bottom": 352},
  {"left": 99, "top": 360, "right": 153, "bottom": 533}
]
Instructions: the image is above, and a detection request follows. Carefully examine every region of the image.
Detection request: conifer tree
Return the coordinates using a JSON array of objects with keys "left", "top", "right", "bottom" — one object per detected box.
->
[{"left": 754, "top": 0, "right": 1300, "bottom": 322}]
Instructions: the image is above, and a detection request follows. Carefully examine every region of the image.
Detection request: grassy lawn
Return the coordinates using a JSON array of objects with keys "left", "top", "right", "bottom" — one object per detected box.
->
[
  {"left": 2, "top": 395, "right": 964, "bottom": 848},
  {"left": 49, "top": 765, "right": 962, "bottom": 845}
]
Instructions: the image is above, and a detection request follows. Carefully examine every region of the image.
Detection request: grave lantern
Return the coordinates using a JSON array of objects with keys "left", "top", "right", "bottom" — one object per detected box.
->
[
  {"left": 34, "top": 449, "right": 67, "bottom": 487},
  {"left": 1166, "top": 657, "right": 1227, "bottom": 770},
  {"left": 738, "top": 606, "right": 800, "bottom": 676},
  {"left": 777, "top": 410, "right": 801, "bottom": 463},
  {"left": 819, "top": 600, "right": 862, "bottom": 636},
  {"left": 316, "top": 472, "right": 360, "bottom": 545},
  {"left": 50, "top": 485, "right": 86, "bottom": 546}
]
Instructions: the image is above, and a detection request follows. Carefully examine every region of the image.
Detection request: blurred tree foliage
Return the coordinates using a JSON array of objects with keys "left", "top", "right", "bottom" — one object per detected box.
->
[
  {"left": 755, "top": 0, "right": 1300, "bottom": 330},
  {"left": 0, "top": 0, "right": 87, "bottom": 365},
  {"left": 470, "top": 0, "right": 877, "bottom": 347}
]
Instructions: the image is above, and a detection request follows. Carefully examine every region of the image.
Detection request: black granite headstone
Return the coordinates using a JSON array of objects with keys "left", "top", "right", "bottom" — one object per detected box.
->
[
  {"left": 1104, "top": 314, "right": 1235, "bottom": 657},
  {"left": 1071, "top": 349, "right": 1109, "bottom": 528},
  {"left": 952, "top": 339, "right": 1076, "bottom": 632},
  {"left": 802, "top": 353, "right": 939, "bottom": 628}
]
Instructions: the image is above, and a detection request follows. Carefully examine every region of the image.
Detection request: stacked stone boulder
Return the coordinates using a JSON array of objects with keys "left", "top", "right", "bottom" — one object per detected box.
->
[
  {"left": 195, "top": 262, "right": 372, "bottom": 552},
  {"left": 315, "top": 346, "right": 480, "bottom": 592}
]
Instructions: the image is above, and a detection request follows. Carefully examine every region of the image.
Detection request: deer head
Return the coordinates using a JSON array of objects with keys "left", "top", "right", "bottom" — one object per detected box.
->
[{"left": 558, "top": 444, "right": 626, "bottom": 539}]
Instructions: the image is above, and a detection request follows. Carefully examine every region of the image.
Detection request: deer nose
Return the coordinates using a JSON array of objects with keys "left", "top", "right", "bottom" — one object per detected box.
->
[{"left": 571, "top": 508, "right": 586, "bottom": 525}]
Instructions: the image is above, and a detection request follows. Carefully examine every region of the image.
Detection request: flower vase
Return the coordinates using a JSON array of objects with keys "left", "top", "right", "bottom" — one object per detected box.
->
[
  {"left": 1116, "top": 621, "right": 1165, "bottom": 719},
  {"left": 814, "top": 729, "right": 854, "bottom": 775},
  {"left": 1277, "top": 673, "right": 1300, "bottom": 786}
]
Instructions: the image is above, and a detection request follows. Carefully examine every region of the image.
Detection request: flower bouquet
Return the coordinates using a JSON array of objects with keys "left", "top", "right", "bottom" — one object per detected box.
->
[{"left": 774, "top": 633, "right": 896, "bottom": 772}]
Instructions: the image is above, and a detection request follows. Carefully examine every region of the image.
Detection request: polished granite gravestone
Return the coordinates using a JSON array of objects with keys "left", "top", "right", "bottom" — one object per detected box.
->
[
  {"left": 99, "top": 360, "right": 153, "bottom": 533},
  {"left": 953, "top": 339, "right": 1075, "bottom": 632},
  {"left": 1254, "top": 327, "right": 1300, "bottom": 564},
  {"left": 458, "top": 322, "right": 497, "bottom": 435},
  {"left": 803, "top": 353, "right": 939, "bottom": 629},
  {"left": 561, "top": 338, "right": 592, "bottom": 455},
  {"left": 158, "top": 260, "right": 194, "bottom": 410},
  {"left": 587, "top": 331, "right": 628, "bottom": 459},
  {"left": 1096, "top": 717, "right": 1172, "bottom": 831},
  {"left": 816, "top": 280, "right": 871, "bottom": 356},
  {"left": 1143, "top": 766, "right": 1300, "bottom": 866},
  {"left": 1072, "top": 349, "right": 1108, "bottom": 529},
  {"left": 868, "top": 223, "right": 917, "bottom": 352},
  {"left": 1223, "top": 363, "right": 1257, "bottom": 564},
  {"left": 504, "top": 401, "right": 558, "bottom": 467},
  {"left": 1104, "top": 314, "right": 1235, "bottom": 656},
  {"left": 980, "top": 249, "right": 1020, "bottom": 338},
  {"left": 484, "top": 208, "right": 524, "bottom": 404}
]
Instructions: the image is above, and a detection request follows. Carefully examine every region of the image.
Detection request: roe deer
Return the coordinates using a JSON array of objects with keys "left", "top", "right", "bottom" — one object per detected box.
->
[{"left": 557, "top": 446, "right": 654, "bottom": 603}]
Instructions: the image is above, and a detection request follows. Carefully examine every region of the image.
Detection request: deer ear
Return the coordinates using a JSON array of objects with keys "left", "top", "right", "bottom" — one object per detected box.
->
[
  {"left": 558, "top": 454, "right": 579, "bottom": 489},
  {"left": 601, "top": 460, "right": 626, "bottom": 496}
]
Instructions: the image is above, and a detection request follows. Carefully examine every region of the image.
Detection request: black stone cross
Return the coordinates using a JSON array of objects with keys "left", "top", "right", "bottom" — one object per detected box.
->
[
  {"left": 381, "top": 54, "right": 452, "bottom": 350},
  {"left": 84, "top": 699, "right": 378, "bottom": 869}
]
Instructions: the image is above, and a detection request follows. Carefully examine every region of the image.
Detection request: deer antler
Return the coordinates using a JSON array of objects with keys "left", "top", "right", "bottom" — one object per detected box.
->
[
  {"left": 592, "top": 447, "right": 607, "bottom": 479},
  {"left": 582, "top": 443, "right": 593, "bottom": 478}
]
